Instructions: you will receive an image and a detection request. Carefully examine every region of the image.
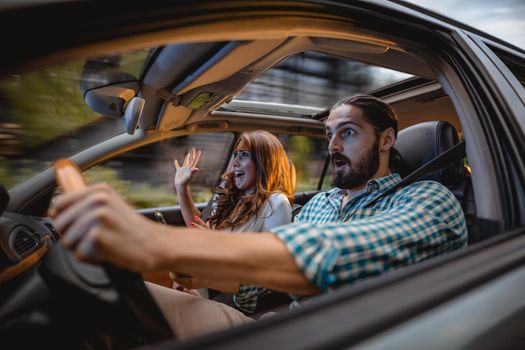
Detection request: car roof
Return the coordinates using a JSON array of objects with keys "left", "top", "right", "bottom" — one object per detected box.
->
[{"left": 2, "top": 0, "right": 523, "bottom": 77}]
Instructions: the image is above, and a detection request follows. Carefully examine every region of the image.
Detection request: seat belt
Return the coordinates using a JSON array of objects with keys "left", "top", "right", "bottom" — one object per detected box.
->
[
  {"left": 365, "top": 140, "right": 466, "bottom": 208},
  {"left": 201, "top": 193, "right": 217, "bottom": 221}
]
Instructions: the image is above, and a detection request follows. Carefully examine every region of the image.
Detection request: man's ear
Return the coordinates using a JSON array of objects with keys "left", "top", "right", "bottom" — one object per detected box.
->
[{"left": 380, "top": 128, "right": 396, "bottom": 151}]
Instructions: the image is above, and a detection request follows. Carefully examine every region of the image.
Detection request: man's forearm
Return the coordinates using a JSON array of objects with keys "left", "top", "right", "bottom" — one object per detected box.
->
[{"left": 153, "top": 227, "right": 319, "bottom": 295}]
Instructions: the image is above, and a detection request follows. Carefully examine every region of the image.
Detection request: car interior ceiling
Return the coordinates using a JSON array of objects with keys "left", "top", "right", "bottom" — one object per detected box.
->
[{"left": 152, "top": 36, "right": 436, "bottom": 132}]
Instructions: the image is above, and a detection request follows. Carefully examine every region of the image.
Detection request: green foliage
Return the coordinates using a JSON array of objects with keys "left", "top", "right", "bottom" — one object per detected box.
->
[
  {"left": 0, "top": 61, "right": 99, "bottom": 148},
  {"left": 84, "top": 165, "right": 212, "bottom": 209},
  {"left": 84, "top": 166, "right": 173, "bottom": 208},
  {"left": 119, "top": 49, "right": 151, "bottom": 77},
  {"left": 0, "top": 48, "right": 151, "bottom": 190},
  {"left": 0, "top": 158, "right": 51, "bottom": 189},
  {"left": 288, "top": 135, "right": 320, "bottom": 191}
]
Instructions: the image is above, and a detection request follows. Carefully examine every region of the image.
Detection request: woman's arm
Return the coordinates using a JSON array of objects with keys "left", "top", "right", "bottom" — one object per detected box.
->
[
  {"left": 174, "top": 148, "right": 202, "bottom": 226},
  {"left": 175, "top": 185, "right": 202, "bottom": 226}
]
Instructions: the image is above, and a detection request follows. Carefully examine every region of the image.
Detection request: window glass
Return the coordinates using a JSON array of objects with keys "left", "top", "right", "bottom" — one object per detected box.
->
[
  {"left": 84, "top": 133, "right": 234, "bottom": 209},
  {"left": 0, "top": 48, "right": 151, "bottom": 188},
  {"left": 237, "top": 51, "right": 412, "bottom": 110},
  {"left": 278, "top": 135, "right": 330, "bottom": 192}
]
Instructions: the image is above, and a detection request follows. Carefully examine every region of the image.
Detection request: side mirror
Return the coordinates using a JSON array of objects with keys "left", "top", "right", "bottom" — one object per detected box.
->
[{"left": 80, "top": 55, "right": 139, "bottom": 118}]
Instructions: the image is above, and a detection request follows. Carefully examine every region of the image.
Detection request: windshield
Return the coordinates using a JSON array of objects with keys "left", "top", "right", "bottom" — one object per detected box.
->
[{"left": 0, "top": 48, "right": 150, "bottom": 188}]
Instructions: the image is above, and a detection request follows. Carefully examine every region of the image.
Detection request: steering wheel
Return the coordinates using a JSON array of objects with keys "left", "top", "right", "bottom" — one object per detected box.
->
[
  {"left": 40, "top": 159, "right": 173, "bottom": 345},
  {"left": 39, "top": 241, "right": 174, "bottom": 345}
]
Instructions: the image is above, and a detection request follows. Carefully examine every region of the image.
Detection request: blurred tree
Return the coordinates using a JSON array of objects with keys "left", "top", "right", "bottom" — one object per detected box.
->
[{"left": 0, "top": 49, "right": 149, "bottom": 188}]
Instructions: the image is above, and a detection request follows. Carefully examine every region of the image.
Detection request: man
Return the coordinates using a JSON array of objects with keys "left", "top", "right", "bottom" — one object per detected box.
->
[{"left": 52, "top": 95, "right": 467, "bottom": 339}]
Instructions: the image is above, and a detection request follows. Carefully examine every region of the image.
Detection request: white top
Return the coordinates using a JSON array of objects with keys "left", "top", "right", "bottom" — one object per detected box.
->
[{"left": 220, "top": 192, "right": 292, "bottom": 232}]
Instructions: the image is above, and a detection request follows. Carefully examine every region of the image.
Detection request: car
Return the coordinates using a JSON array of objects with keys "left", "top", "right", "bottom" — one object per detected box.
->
[{"left": 1, "top": 1, "right": 525, "bottom": 349}]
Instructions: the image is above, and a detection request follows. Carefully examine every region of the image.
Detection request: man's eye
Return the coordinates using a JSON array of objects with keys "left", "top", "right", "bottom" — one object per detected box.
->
[
  {"left": 326, "top": 133, "right": 332, "bottom": 142},
  {"left": 342, "top": 129, "right": 354, "bottom": 138}
]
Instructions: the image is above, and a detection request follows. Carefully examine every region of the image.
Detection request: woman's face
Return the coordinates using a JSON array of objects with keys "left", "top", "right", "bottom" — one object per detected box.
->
[{"left": 232, "top": 140, "right": 257, "bottom": 193}]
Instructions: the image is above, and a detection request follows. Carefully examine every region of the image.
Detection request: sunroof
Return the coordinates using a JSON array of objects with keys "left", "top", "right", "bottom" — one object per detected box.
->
[{"left": 236, "top": 51, "right": 412, "bottom": 110}]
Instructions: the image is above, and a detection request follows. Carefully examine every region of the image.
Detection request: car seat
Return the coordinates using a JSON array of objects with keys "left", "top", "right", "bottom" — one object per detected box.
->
[{"left": 395, "top": 121, "right": 478, "bottom": 243}]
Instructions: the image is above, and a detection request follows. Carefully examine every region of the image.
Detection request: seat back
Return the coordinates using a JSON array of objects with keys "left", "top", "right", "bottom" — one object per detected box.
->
[
  {"left": 395, "top": 121, "right": 464, "bottom": 186},
  {"left": 395, "top": 121, "right": 480, "bottom": 243}
]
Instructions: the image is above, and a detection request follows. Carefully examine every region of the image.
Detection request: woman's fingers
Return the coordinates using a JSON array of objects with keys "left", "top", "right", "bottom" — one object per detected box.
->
[
  {"left": 175, "top": 148, "right": 202, "bottom": 170},
  {"left": 193, "top": 216, "right": 205, "bottom": 225},
  {"left": 189, "top": 221, "right": 199, "bottom": 228},
  {"left": 189, "top": 216, "right": 207, "bottom": 229},
  {"left": 192, "top": 149, "right": 202, "bottom": 168},
  {"left": 183, "top": 151, "right": 191, "bottom": 166},
  {"left": 192, "top": 215, "right": 210, "bottom": 229}
]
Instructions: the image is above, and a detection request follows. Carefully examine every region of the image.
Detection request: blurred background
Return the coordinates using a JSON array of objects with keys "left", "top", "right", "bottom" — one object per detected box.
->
[{"left": 406, "top": 0, "right": 525, "bottom": 49}]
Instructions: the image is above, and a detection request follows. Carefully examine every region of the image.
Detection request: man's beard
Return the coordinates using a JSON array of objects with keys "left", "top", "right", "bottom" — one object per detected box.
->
[{"left": 331, "top": 137, "right": 380, "bottom": 190}]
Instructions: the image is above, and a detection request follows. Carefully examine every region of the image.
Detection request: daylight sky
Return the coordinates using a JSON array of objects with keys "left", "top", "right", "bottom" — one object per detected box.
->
[{"left": 405, "top": 0, "right": 525, "bottom": 49}]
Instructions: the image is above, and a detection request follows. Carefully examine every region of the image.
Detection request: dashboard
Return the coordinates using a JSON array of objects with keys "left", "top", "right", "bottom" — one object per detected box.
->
[{"left": 0, "top": 213, "right": 58, "bottom": 284}]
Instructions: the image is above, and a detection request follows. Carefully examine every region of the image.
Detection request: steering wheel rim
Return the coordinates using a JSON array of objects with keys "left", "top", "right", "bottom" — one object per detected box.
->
[{"left": 39, "top": 241, "right": 174, "bottom": 344}]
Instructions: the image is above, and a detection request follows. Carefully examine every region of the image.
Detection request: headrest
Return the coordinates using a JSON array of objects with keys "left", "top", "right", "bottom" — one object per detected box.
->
[{"left": 395, "top": 121, "right": 464, "bottom": 187}]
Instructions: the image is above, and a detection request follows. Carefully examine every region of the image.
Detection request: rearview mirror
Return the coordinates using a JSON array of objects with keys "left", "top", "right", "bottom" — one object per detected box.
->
[{"left": 80, "top": 55, "right": 139, "bottom": 118}]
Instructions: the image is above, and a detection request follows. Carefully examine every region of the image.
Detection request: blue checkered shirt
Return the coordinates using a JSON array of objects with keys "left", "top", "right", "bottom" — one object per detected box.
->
[{"left": 272, "top": 173, "right": 467, "bottom": 290}]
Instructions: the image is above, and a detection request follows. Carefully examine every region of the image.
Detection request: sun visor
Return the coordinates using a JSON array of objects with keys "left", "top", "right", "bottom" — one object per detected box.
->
[{"left": 156, "top": 38, "right": 287, "bottom": 130}]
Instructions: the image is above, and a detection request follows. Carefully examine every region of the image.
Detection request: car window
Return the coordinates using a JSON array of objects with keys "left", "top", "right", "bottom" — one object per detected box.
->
[
  {"left": 278, "top": 135, "right": 331, "bottom": 192},
  {"left": 83, "top": 132, "right": 234, "bottom": 209},
  {"left": 0, "top": 48, "right": 151, "bottom": 189}
]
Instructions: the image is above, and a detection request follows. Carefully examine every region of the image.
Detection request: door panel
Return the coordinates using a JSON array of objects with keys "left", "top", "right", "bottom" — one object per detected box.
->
[{"left": 138, "top": 202, "right": 208, "bottom": 227}]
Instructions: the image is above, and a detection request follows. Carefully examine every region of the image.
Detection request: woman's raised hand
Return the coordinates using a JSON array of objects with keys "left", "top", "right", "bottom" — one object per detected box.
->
[
  {"left": 174, "top": 148, "right": 202, "bottom": 189},
  {"left": 190, "top": 215, "right": 211, "bottom": 230}
]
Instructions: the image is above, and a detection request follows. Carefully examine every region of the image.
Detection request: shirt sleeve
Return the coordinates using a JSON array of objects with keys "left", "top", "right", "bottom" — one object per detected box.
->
[
  {"left": 271, "top": 181, "right": 467, "bottom": 290},
  {"left": 233, "top": 285, "right": 263, "bottom": 314}
]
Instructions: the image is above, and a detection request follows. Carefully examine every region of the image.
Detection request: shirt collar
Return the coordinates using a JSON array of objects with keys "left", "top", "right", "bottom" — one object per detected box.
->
[
  {"left": 367, "top": 173, "right": 401, "bottom": 193},
  {"left": 328, "top": 173, "right": 402, "bottom": 199}
]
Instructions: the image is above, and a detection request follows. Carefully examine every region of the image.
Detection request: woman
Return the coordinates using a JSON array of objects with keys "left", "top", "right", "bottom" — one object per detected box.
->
[{"left": 172, "top": 130, "right": 295, "bottom": 314}]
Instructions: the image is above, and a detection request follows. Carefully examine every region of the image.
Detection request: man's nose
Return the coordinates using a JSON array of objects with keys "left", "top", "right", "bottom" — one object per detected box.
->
[{"left": 328, "top": 136, "right": 342, "bottom": 153}]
